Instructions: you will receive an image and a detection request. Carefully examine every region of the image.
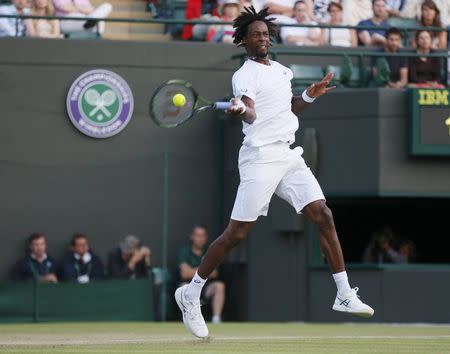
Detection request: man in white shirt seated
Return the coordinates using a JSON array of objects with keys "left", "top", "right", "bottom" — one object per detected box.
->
[
  {"left": 260, "top": 0, "right": 314, "bottom": 23},
  {"left": 0, "top": 0, "right": 30, "bottom": 37},
  {"left": 280, "top": 0, "right": 321, "bottom": 45}
]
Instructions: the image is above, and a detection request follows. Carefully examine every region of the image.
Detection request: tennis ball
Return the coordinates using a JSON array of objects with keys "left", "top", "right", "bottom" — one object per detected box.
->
[{"left": 173, "top": 93, "right": 186, "bottom": 107}]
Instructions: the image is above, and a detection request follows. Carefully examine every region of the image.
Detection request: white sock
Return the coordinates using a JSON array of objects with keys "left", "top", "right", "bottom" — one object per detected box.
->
[
  {"left": 184, "top": 272, "right": 207, "bottom": 301},
  {"left": 212, "top": 315, "right": 221, "bottom": 323},
  {"left": 332, "top": 270, "right": 351, "bottom": 295}
]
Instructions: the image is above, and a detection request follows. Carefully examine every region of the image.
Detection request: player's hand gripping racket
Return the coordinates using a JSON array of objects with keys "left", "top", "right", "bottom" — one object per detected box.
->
[{"left": 149, "top": 80, "right": 232, "bottom": 128}]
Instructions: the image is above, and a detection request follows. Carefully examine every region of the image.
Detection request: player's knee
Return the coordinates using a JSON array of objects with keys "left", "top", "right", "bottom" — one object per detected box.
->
[
  {"left": 224, "top": 222, "right": 250, "bottom": 246},
  {"left": 309, "top": 203, "right": 333, "bottom": 227},
  {"left": 232, "top": 225, "right": 249, "bottom": 245},
  {"left": 317, "top": 204, "right": 334, "bottom": 226}
]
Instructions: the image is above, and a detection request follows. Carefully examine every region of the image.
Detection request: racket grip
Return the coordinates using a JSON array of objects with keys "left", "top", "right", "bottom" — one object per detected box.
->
[{"left": 214, "top": 102, "right": 232, "bottom": 110}]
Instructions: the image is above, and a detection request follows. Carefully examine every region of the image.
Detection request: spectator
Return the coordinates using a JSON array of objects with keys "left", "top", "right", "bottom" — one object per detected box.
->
[
  {"left": 408, "top": 29, "right": 445, "bottom": 88},
  {"left": 398, "top": 239, "right": 416, "bottom": 263},
  {"left": 414, "top": 0, "right": 447, "bottom": 50},
  {"left": 178, "top": 224, "right": 225, "bottom": 324},
  {"left": 357, "top": 0, "right": 389, "bottom": 47},
  {"left": 206, "top": 0, "right": 242, "bottom": 43},
  {"left": 11, "top": 233, "right": 58, "bottom": 283},
  {"left": 264, "top": 0, "right": 295, "bottom": 18},
  {"left": 362, "top": 226, "right": 407, "bottom": 263},
  {"left": 401, "top": 0, "right": 449, "bottom": 28},
  {"left": 385, "top": 0, "right": 404, "bottom": 17},
  {"left": 60, "top": 233, "right": 105, "bottom": 283},
  {"left": 108, "top": 235, "right": 151, "bottom": 279},
  {"left": 26, "top": 0, "right": 63, "bottom": 38},
  {"left": 52, "top": 0, "right": 112, "bottom": 34},
  {"left": 0, "top": 0, "right": 30, "bottom": 37},
  {"left": 280, "top": 0, "right": 321, "bottom": 46},
  {"left": 313, "top": 0, "right": 335, "bottom": 23},
  {"left": 262, "top": 0, "right": 313, "bottom": 23},
  {"left": 371, "top": 27, "right": 408, "bottom": 87},
  {"left": 321, "top": 1, "right": 357, "bottom": 47},
  {"left": 342, "top": 0, "right": 372, "bottom": 26}
]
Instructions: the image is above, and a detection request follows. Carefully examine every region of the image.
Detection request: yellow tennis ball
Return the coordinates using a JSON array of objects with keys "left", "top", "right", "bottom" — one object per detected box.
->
[{"left": 173, "top": 93, "right": 186, "bottom": 107}]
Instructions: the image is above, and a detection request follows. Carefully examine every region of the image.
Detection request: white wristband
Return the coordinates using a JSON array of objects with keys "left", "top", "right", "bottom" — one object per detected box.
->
[{"left": 302, "top": 89, "right": 316, "bottom": 103}]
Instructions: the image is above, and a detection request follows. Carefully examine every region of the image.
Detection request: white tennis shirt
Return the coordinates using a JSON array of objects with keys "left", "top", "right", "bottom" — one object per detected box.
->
[{"left": 232, "top": 59, "right": 299, "bottom": 147}]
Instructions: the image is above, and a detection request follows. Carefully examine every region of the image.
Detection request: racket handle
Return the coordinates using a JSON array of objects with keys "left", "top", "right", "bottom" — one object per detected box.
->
[{"left": 214, "top": 102, "right": 232, "bottom": 110}]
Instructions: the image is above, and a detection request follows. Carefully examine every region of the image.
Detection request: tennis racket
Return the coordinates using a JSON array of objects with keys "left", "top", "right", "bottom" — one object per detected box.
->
[{"left": 149, "top": 80, "right": 232, "bottom": 128}]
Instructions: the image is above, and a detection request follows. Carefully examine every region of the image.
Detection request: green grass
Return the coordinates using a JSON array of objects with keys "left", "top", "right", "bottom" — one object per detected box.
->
[{"left": 0, "top": 322, "right": 449, "bottom": 353}]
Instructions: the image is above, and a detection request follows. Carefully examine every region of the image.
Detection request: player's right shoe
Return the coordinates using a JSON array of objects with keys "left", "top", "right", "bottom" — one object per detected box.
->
[
  {"left": 175, "top": 284, "right": 209, "bottom": 338},
  {"left": 332, "top": 287, "right": 375, "bottom": 318}
]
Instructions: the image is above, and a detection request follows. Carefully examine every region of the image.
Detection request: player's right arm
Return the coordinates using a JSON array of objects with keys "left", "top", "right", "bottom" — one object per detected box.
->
[
  {"left": 228, "top": 96, "right": 256, "bottom": 124},
  {"left": 230, "top": 66, "right": 258, "bottom": 124}
]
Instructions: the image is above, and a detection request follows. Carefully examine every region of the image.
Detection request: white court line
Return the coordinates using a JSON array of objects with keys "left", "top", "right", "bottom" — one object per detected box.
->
[{"left": 1, "top": 335, "right": 450, "bottom": 346}]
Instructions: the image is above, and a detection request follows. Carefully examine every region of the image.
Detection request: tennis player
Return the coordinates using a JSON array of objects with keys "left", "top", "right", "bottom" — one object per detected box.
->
[{"left": 176, "top": 6, "right": 374, "bottom": 338}]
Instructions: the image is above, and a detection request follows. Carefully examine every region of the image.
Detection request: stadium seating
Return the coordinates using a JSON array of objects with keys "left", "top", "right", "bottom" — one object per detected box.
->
[
  {"left": 290, "top": 64, "right": 324, "bottom": 91},
  {"left": 89, "top": 0, "right": 170, "bottom": 41}
]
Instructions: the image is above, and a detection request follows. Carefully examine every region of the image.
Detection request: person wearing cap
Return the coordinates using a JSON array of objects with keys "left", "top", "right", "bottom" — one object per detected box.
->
[
  {"left": 107, "top": 235, "right": 151, "bottom": 279},
  {"left": 206, "top": 0, "right": 242, "bottom": 43}
]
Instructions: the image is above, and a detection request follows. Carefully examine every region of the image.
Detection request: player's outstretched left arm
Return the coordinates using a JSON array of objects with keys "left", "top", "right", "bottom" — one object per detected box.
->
[{"left": 291, "top": 72, "right": 336, "bottom": 115}]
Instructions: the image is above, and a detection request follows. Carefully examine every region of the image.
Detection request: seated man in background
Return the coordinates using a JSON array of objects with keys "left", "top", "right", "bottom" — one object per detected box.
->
[
  {"left": 12, "top": 233, "right": 58, "bottom": 283},
  {"left": 52, "top": 0, "right": 112, "bottom": 34},
  {"left": 262, "top": 0, "right": 313, "bottom": 23},
  {"left": 0, "top": 0, "right": 30, "bottom": 37},
  {"left": 371, "top": 27, "right": 408, "bottom": 88},
  {"left": 108, "top": 235, "right": 151, "bottom": 279},
  {"left": 281, "top": 0, "right": 321, "bottom": 46},
  {"left": 357, "top": 0, "right": 389, "bottom": 47},
  {"left": 60, "top": 233, "right": 105, "bottom": 283},
  {"left": 178, "top": 224, "right": 225, "bottom": 324}
]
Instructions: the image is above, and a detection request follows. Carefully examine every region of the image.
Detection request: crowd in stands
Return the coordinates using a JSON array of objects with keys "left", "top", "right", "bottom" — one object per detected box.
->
[
  {"left": 0, "top": 0, "right": 112, "bottom": 37},
  {"left": 183, "top": 0, "right": 449, "bottom": 87},
  {"left": 183, "top": 0, "right": 449, "bottom": 47},
  {"left": 10, "top": 225, "right": 225, "bottom": 323},
  {"left": 1, "top": 0, "right": 448, "bottom": 87}
]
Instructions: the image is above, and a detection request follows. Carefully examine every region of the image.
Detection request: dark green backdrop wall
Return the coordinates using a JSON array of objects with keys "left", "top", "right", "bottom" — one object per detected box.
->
[
  {"left": 1, "top": 39, "right": 450, "bottom": 323},
  {"left": 0, "top": 39, "right": 243, "bottom": 280}
]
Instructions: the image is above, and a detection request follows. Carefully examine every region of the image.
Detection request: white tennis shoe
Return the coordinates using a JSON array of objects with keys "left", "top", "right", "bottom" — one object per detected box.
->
[
  {"left": 332, "top": 287, "right": 374, "bottom": 318},
  {"left": 175, "top": 284, "right": 209, "bottom": 338}
]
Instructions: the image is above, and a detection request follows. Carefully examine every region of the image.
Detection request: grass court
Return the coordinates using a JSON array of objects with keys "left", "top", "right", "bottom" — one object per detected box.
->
[{"left": 0, "top": 322, "right": 449, "bottom": 353}]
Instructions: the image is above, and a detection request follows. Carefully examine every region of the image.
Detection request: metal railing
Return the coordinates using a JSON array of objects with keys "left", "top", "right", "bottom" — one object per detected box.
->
[
  {"left": 0, "top": 13, "right": 448, "bottom": 37},
  {"left": 232, "top": 49, "right": 449, "bottom": 87}
]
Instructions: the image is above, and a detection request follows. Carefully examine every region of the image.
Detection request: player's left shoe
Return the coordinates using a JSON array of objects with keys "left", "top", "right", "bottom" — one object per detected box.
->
[{"left": 332, "top": 287, "right": 374, "bottom": 318}]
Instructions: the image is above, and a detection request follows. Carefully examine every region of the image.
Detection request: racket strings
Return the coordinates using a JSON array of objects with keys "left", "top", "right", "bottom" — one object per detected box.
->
[{"left": 150, "top": 83, "right": 195, "bottom": 127}]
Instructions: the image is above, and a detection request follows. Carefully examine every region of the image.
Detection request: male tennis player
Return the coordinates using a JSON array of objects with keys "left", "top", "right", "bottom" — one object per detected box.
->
[{"left": 176, "top": 6, "right": 374, "bottom": 338}]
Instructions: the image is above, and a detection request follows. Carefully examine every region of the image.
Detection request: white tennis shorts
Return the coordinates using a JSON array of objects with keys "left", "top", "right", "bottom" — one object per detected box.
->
[{"left": 231, "top": 142, "right": 325, "bottom": 222}]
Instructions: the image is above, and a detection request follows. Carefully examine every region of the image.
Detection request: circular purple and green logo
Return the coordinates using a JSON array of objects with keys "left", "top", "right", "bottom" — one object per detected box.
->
[{"left": 66, "top": 69, "right": 134, "bottom": 138}]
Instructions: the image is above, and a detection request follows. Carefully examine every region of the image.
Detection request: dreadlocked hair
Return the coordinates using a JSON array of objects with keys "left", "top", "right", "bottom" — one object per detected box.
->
[{"left": 232, "top": 6, "right": 279, "bottom": 47}]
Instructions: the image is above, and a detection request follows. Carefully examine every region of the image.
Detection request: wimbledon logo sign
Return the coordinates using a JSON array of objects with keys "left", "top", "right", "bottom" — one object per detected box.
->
[{"left": 66, "top": 69, "right": 134, "bottom": 138}]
